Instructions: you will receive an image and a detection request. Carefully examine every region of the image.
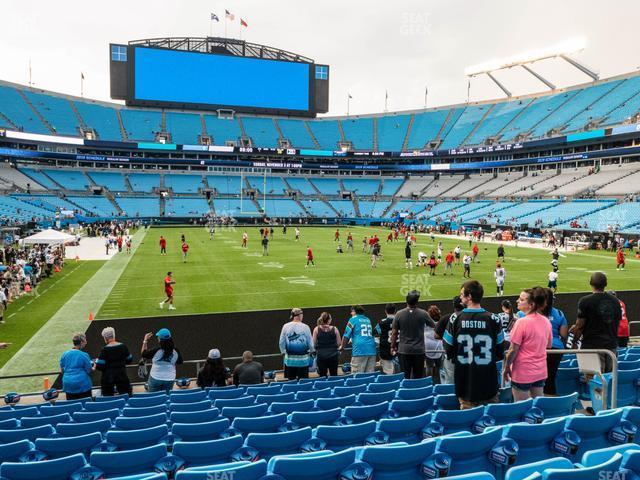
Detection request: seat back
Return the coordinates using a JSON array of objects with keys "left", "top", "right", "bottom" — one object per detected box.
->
[
  {"left": 344, "top": 401, "right": 389, "bottom": 423},
  {"left": 84, "top": 398, "right": 127, "bottom": 411},
  {"left": 358, "top": 440, "right": 436, "bottom": 480},
  {"left": 367, "top": 380, "right": 401, "bottom": 393},
  {"left": 221, "top": 403, "right": 268, "bottom": 420},
  {"left": 89, "top": 444, "right": 168, "bottom": 477},
  {"left": 429, "top": 406, "right": 485, "bottom": 436},
  {"left": 296, "top": 388, "right": 333, "bottom": 401},
  {"left": 314, "top": 420, "right": 378, "bottom": 451},
  {"left": 316, "top": 394, "right": 356, "bottom": 410},
  {"left": 114, "top": 413, "right": 168, "bottom": 430},
  {"left": 169, "top": 408, "right": 220, "bottom": 424},
  {"left": 171, "top": 418, "right": 230, "bottom": 442},
  {"left": 105, "top": 424, "right": 169, "bottom": 450},
  {"left": 357, "top": 391, "right": 395, "bottom": 406},
  {"left": 434, "top": 393, "right": 460, "bottom": 411},
  {"left": 169, "top": 391, "right": 207, "bottom": 404},
  {"left": 532, "top": 393, "right": 578, "bottom": 419},
  {"left": 207, "top": 388, "right": 244, "bottom": 400},
  {"left": 289, "top": 408, "right": 342, "bottom": 428},
  {"left": 267, "top": 450, "right": 360, "bottom": 480},
  {"left": 232, "top": 412, "right": 287, "bottom": 434},
  {"left": 543, "top": 453, "right": 623, "bottom": 480},
  {"left": 243, "top": 427, "right": 312, "bottom": 461},
  {"left": 172, "top": 436, "right": 243, "bottom": 467},
  {"left": 127, "top": 396, "right": 168, "bottom": 408},
  {"left": 174, "top": 460, "right": 267, "bottom": 480},
  {"left": 72, "top": 408, "right": 120, "bottom": 423},
  {"left": 484, "top": 399, "right": 536, "bottom": 426},
  {"left": 0, "top": 453, "right": 86, "bottom": 480},
  {"left": 0, "top": 440, "right": 33, "bottom": 464},
  {"left": 122, "top": 405, "right": 168, "bottom": 417},
  {"left": 565, "top": 410, "right": 629, "bottom": 459},
  {"left": 21, "top": 413, "right": 71, "bottom": 428},
  {"left": 502, "top": 417, "right": 567, "bottom": 466},
  {"left": 377, "top": 412, "right": 431, "bottom": 444},
  {"left": 34, "top": 432, "right": 102, "bottom": 459},
  {"left": 396, "top": 386, "right": 434, "bottom": 400},
  {"left": 270, "top": 399, "right": 315, "bottom": 415},
  {"left": 168, "top": 400, "right": 212, "bottom": 413},
  {"left": 56, "top": 419, "right": 112, "bottom": 437},
  {"left": 389, "top": 397, "right": 434, "bottom": 418},
  {"left": 0, "top": 424, "right": 55, "bottom": 443}
]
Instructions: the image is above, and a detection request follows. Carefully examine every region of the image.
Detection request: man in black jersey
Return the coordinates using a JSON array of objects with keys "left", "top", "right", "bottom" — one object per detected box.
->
[
  {"left": 375, "top": 304, "right": 397, "bottom": 374},
  {"left": 443, "top": 280, "right": 504, "bottom": 409}
]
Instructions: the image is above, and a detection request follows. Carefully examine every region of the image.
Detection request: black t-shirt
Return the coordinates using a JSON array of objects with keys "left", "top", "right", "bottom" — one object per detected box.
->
[
  {"left": 233, "top": 361, "right": 264, "bottom": 386},
  {"left": 577, "top": 292, "right": 622, "bottom": 351},
  {"left": 96, "top": 343, "right": 133, "bottom": 382},
  {"left": 392, "top": 307, "right": 433, "bottom": 355},
  {"left": 435, "top": 312, "right": 459, "bottom": 351},
  {"left": 405, "top": 244, "right": 412, "bottom": 259},
  {"left": 497, "top": 246, "right": 504, "bottom": 256},
  {"left": 376, "top": 316, "right": 395, "bottom": 360},
  {"left": 444, "top": 308, "right": 504, "bottom": 402}
]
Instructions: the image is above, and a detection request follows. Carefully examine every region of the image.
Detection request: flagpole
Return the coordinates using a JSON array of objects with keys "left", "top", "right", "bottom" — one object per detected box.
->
[
  {"left": 466, "top": 78, "right": 471, "bottom": 104},
  {"left": 424, "top": 86, "right": 428, "bottom": 108},
  {"left": 80, "top": 73, "right": 84, "bottom": 98},
  {"left": 28, "top": 59, "right": 32, "bottom": 87},
  {"left": 347, "top": 95, "right": 350, "bottom": 116},
  {"left": 384, "top": 91, "right": 388, "bottom": 112}
]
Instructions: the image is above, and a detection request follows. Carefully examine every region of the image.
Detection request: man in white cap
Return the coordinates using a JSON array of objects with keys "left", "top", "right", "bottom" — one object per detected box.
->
[{"left": 279, "top": 308, "right": 314, "bottom": 380}]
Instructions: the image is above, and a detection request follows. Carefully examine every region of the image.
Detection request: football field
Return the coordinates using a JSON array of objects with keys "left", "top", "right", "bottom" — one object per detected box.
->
[{"left": 96, "top": 226, "right": 639, "bottom": 319}]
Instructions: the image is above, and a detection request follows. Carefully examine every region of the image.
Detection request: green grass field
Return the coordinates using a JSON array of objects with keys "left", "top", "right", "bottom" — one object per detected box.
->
[{"left": 96, "top": 226, "right": 639, "bottom": 319}]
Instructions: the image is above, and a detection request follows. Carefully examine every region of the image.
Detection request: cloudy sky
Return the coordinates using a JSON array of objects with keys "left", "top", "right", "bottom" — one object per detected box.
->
[{"left": 2, "top": 0, "right": 639, "bottom": 116}]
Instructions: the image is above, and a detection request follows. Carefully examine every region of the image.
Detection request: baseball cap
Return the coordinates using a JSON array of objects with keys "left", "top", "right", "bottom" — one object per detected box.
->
[
  {"left": 208, "top": 348, "right": 221, "bottom": 360},
  {"left": 156, "top": 328, "right": 172, "bottom": 340},
  {"left": 290, "top": 308, "right": 303, "bottom": 318}
]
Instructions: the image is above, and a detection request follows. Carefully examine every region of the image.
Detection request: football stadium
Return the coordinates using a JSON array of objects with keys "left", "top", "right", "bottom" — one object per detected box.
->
[{"left": 1, "top": 1, "right": 640, "bottom": 478}]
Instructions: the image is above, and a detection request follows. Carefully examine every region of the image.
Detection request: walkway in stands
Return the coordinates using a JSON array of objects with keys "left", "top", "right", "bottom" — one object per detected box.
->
[{"left": 0, "top": 227, "right": 148, "bottom": 393}]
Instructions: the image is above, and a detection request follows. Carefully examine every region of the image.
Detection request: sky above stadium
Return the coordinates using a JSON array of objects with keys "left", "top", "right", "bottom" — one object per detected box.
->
[{"left": 2, "top": 0, "right": 639, "bottom": 116}]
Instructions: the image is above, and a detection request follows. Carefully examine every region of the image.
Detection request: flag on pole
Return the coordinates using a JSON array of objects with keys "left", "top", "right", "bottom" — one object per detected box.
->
[
  {"left": 348, "top": 94, "right": 353, "bottom": 99},
  {"left": 240, "top": 18, "right": 248, "bottom": 27},
  {"left": 225, "top": 9, "right": 235, "bottom": 21},
  {"left": 81, "top": 72, "right": 85, "bottom": 80},
  {"left": 211, "top": 13, "right": 219, "bottom": 22}
]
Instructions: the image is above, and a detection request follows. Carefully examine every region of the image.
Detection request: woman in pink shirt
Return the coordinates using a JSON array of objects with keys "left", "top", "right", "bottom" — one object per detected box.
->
[{"left": 503, "top": 287, "right": 553, "bottom": 401}]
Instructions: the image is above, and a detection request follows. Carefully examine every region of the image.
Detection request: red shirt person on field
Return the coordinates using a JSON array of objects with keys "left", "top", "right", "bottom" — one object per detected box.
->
[
  {"left": 306, "top": 246, "right": 315, "bottom": 267},
  {"left": 472, "top": 243, "right": 479, "bottom": 262},
  {"left": 160, "top": 272, "right": 176, "bottom": 310},
  {"left": 181, "top": 242, "right": 189, "bottom": 263},
  {"left": 617, "top": 248, "right": 625, "bottom": 270},
  {"left": 159, "top": 236, "right": 167, "bottom": 255}
]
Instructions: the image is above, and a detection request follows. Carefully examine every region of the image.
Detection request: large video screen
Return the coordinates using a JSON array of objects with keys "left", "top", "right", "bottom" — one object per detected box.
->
[{"left": 132, "top": 46, "right": 311, "bottom": 113}]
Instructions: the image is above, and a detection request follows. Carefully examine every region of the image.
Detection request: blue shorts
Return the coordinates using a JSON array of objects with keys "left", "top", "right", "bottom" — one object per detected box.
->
[{"left": 511, "top": 379, "right": 545, "bottom": 391}]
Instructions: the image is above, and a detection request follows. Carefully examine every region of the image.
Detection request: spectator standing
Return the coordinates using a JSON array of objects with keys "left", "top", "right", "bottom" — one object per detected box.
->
[
  {"left": 197, "top": 348, "right": 231, "bottom": 388},
  {"left": 95, "top": 327, "right": 133, "bottom": 397},
  {"left": 434, "top": 296, "right": 464, "bottom": 384},
  {"left": 312, "top": 312, "right": 341, "bottom": 377},
  {"left": 610, "top": 291, "right": 630, "bottom": 347},
  {"left": 391, "top": 290, "right": 432, "bottom": 379},
  {"left": 503, "top": 287, "right": 553, "bottom": 401},
  {"left": 570, "top": 272, "right": 621, "bottom": 373},
  {"left": 233, "top": 351, "right": 264, "bottom": 386},
  {"left": 141, "top": 328, "right": 183, "bottom": 393},
  {"left": 261, "top": 235, "right": 269, "bottom": 256},
  {"left": 340, "top": 305, "right": 377, "bottom": 373},
  {"left": 279, "top": 308, "right": 314, "bottom": 380},
  {"left": 444, "top": 281, "right": 504, "bottom": 409},
  {"left": 543, "top": 290, "right": 568, "bottom": 396},
  {"left": 425, "top": 305, "right": 443, "bottom": 384},
  {"left": 375, "top": 304, "right": 398, "bottom": 374},
  {"left": 59, "top": 333, "right": 93, "bottom": 400},
  {"left": 497, "top": 299, "right": 517, "bottom": 350}
]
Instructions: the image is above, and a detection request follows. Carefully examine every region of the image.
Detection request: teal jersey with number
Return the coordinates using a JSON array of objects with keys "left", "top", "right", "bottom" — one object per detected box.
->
[{"left": 344, "top": 315, "right": 377, "bottom": 357}]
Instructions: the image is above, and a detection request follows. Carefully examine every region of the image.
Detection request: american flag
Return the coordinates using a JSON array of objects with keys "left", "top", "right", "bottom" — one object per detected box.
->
[
  {"left": 210, "top": 13, "right": 219, "bottom": 22},
  {"left": 240, "top": 18, "right": 248, "bottom": 27},
  {"left": 225, "top": 9, "right": 235, "bottom": 21}
]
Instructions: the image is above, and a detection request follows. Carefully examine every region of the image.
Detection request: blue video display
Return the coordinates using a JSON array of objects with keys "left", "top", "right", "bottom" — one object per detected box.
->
[{"left": 133, "top": 47, "right": 311, "bottom": 112}]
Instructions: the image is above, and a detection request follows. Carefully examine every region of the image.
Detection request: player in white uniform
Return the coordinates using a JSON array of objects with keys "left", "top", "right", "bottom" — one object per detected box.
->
[
  {"left": 437, "top": 242, "right": 443, "bottom": 261},
  {"left": 454, "top": 245, "right": 462, "bottom": 265},
  {"left": 417, "top": 251, "right": 428, "bottom": 267},
  {"left": 494, "top": 263, "right": 506, "bottom": 297},
  {"left": 295, "top": 227, "right": 301, "bottom": 242}
]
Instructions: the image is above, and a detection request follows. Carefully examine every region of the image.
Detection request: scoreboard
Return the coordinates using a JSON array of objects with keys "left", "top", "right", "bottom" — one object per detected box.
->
[{"left": 110, "top": 40, "right": 329, "bottom": 117}]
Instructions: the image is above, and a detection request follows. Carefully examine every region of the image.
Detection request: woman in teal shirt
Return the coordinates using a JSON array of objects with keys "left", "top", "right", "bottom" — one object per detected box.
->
[{"left": 60, "top": 333, "right": 93, "bottom": 399}]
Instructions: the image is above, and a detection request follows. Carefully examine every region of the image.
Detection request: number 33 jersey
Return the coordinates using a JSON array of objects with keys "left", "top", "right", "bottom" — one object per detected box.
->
[{"left": 443, "top": 308, "right": 505, "bottom": 402}]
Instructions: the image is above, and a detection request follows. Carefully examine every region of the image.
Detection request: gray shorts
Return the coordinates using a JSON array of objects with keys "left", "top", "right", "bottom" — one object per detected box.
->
[{"left": 351, "top": 355, "right": 377, "bottom": 374}]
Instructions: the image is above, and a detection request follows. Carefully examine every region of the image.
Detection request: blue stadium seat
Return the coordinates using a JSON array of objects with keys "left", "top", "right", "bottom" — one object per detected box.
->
[
  {"left": 255, "top": 392, "right": 295, "bottom": 405},
  {"left": 242, "top": 427, "right": 313, "bottom": 461},
  {"left": 0, "top": 440, "right": 33, "bottom": 463},
  {"left": 423, "top": 427, "right": 506, "bottom": 478},
  {"left": 0, "top": 425, "right": 55, "bottom": 443},
  {"left": 282, "top": 383, "right": 314, "bottom": 393},
  {"left": 377, "top": 412, "right": 431, "bottom": 444},
  {"left": 84, "top": 398, "right": 127, "bottom": 411},
  {"left": 244, "top": 385, "right": 282, "bottom": 396},
  {"left": 376, "top": 373, "right": 406, "bottom": 383},
  {"left": 396, "top": 386, "right": 434, "bottom": 400},
  {"left": 56, "top": 418, "right": 112, "bottom": 437},
  {"left": 169, "top": 408, "right": 220, "bottom": 424},
  {"left": 207, "top": 388, "right": 244, "bottom": 400},
  {"left": 114, "top": 413, "right": 168, "bottom": 430},
  {"left": 344, "top": 377, "right": 371, "bottom": 387},
  {"left": 434, "top": 393, "right": 460, "bottom": 411},
  {"left": 367, "top": 380, "right": 401, "bottom": 393},
  {"left": 105, "top": 424, "right": 169, "bottom": 450},
  {"left": 357, "top": 440, "right": 436, "bottom": 480},
  {"left": 565, "top": 410, "right": 632, "bottom": 459},
  {"left": 620, "top": 450, "right": 640, "bottom": 478},
  {"left": 504, "top": 457, "right": 575, "bottom": 480},
  {"left": 536, "top": 453, "right": 623, "bottom": 480},
  {"left": 433, "top": 384, "right": 455, "bottom": 395},
  {"left": 555, "top": 368, "right": 582, "bottom": 398},
  {"left": 171, "top": 418, "right": 231, "bottom": 442},
  {"left": 589, "top": 368, "right": 640, "bottom": 412},
  {"left": 232, "top": 412, "right": 287, "bottom": 434},
  {"left": 289, "top": 408, "right": 342, "bottom": 428},
  {"left": 316, "top": 379, "right": 345, "bottom": 389},
  {"left": 39, "top": 403, "right": 84, "bottom": 416},
  {"left": 484, "top": 399, "right": 541, "bottom": 426},
  {"left": 127, "top": 396, "right": 167, "bottom": 408},
  {"left": 221, "top": 403, "right": 268, "bottom": 420},
  {"left": 169, "top": 391, "right": 207, "bottom": 404},
  {"left": 357, "top": 391, "right": 395, "bottom": 406},
  {"left": 502, "top": 418, "right": 567, "bottom": 467},
  {"left": 89, "top": 444, "right": 168, "bottom": 478},
  {"left": 122, "top": 405, "right": 168, "bottom": 418},
  {"left": 213, "top": 396, "right": 255, "bottom": 409},
  {"left": 316, "top": 394, "right": 356, "bottom": 410},
  {"left": 269, "top": 399, "right": 314, "bottom": 415},
  {"left": 267, "top": 450, "right": 366, "bottom": 480},
  {"left": 0, "top": 452, "right": 86, "bottom": 480},
  {"left": 172, "top": 436, "right": 243, "bottom": 467},
  {"left": 21, "top": 412, "right": 71, "bottom": 428},
  {"left": 398, "top": 378, "right": 433, "bottom": 390},
  {"left": 581, "top": 443, "right": 640, "bottom": 467},
  {"left": 344, "top": 402, "right": 390, "bottom": 423},
  {"left": 72, "top": 408, "right": 120, "bottom": 423},
  {"left": 167, "top": 400, "right": 212, "bottom": 413},
  {"left": 0, "top": 407, "right": 38, "bottom": 421},
  {"left": 34, "top": 432, "right": 103, "bottom": 459},
  {"left": 426, "top": 406, "right": 485, "bottom": 436},
  {"left": 0, "top": 418, "right": 18, "bottom": 430},
  {"left": 109, "top": 475, "right": 167, "bottom": 480},
  {"left": 296, "top": 388, "right": 333, "bottom": 401},
  {"left": 532, "top": 393, "right": 578, "bottom": 419},
  {"left": 622, "top": 406, "right": 640, "bottom": 431},
  {"left": 333, "top": 385, "right": 366, "bottom": 397},
  {"left": 174, "top": 460, "right": 267, "bottom": 480},
  {"left": 388, "top": 397, "right": 434, "bottom": 418},
  {"left": 312, "top": 421, "right": 379, "bottom": 451}
]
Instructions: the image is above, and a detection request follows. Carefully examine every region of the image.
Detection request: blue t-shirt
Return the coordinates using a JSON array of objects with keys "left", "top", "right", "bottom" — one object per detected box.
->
[
  {"left": 548, "top": 307, "right": 568, "bottom": 349},
  {"left": 60, "top": 349, "right": 93, "bottom": 394},
  {"left": 344, "top": 315, "right": 377, "bottom": 357}
]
